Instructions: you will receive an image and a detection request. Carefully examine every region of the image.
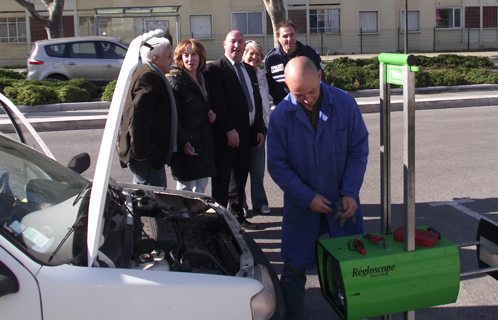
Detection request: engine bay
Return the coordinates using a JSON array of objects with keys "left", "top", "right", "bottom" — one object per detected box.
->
[{"left": 96, "top": 188, "right": 244, "bottom": 276}]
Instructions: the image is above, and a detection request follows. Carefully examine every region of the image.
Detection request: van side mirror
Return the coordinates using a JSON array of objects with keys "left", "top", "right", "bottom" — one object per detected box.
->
[
  {"left": 67, "top": 153, "right": 91, "bottom": 174},
  {"left": 0, "top": 262, "right": 19, "bottom": 298}
]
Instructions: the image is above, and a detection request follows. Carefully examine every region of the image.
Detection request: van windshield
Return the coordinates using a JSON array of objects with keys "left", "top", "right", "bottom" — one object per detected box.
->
[{"left": 0, "top": 134, "right": 89, "bottom": 265}]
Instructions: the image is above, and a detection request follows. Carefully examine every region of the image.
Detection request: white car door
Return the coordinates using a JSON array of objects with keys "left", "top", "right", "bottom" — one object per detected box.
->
[{"left": 0, "top": 246, "right": 42, "bottom": 320}]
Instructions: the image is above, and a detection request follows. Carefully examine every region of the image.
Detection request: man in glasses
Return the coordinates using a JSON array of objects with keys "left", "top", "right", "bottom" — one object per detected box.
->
[
  {"left": 118, "top": 36, "right": 176, "bottom": 187},
  {"left": 265, "top": 20, "right": 325, "bottom": 106}
]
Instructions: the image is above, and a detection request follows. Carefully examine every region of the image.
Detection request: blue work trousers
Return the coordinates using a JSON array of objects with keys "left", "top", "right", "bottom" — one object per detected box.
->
[{"left": 280, "top": 258, "right": 307, "bottom": 320}]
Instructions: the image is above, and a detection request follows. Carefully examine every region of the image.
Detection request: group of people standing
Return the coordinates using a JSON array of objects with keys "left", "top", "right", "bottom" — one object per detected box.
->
[{"left": 118, "top": 20, "right": 369, "bottom": 320}]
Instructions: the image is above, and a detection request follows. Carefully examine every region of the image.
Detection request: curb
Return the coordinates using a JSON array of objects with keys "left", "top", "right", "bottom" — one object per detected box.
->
[
  {"left": 0, "top": 101, "right": 110, "bottom": 114},
  {"left": 16, "top": 101, "right": 110, "bottom": 113},
  {"left": 358, "top": 96, "right": 498, "bottom": 113},
  {"left": 2, "top": 85, "right": 498, "bottom": 132},
  {"left": 349, "top": 84, "right": 498, "bottom": 98}
]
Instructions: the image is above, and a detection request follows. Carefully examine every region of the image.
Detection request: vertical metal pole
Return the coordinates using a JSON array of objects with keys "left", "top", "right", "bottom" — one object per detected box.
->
[
  {"left": 433, "top": 27, "right": 436, "bottom": 52},
  {"left": 404, "top": 0, "right": 408, "bottom": 53},
  {"left": 94, "top": 15, "right": 99, "bottom": 36},
  {"left": 468, "top": 26, "right": 470, "bottom": 51},
  {"left": 403, "top": 64, "right": 416, "bottom": 253},
  {"left": 320, "top": 30, "right": 324, "bottom": 55},
  {"left": 360, "top": 28, "right": 363, "bottom": 54},
  {"left": 380, "top": 62, "right": 392, "bottom": 235},
  {"left": 176, "top": 15, "right": 182, "bottom": 43},
  {"left": 402, "top": 64, "right": 416, "bottom": 320},
  {"left": 398, "top": 27, "right": 400, "bottom": 53}
]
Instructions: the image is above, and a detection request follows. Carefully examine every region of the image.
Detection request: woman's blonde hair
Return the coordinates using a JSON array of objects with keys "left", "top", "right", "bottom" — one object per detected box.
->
[
  {"left": 243, "top": 40, "right": 264, "bottom": 61},
  {"left": 174, "top": 39, "right": 207, "bottom": 71}
]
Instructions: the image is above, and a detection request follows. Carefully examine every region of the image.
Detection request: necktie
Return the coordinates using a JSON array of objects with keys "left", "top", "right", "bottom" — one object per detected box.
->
[{"left": 234, "top": 61, "right": 254, "bottom": 112}]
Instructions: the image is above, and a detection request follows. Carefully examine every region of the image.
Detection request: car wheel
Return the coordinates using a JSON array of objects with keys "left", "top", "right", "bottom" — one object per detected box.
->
[{"left": 47, "top": 74, "right": 68, "bottom": 82}]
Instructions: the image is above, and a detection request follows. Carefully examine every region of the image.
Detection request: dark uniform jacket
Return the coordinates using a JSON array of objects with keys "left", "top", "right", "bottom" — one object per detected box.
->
[
  {"left": 118, "top": 65, "right": 172, "bottom": 170},
  {"left": 167, "top": 67, "right": 217, "bottom": 181},
  {"left": 264, "top": 41, "right": 325, "bottom": 105}
]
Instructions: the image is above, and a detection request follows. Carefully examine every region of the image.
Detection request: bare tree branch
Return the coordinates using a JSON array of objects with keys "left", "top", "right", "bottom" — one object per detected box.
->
[
  {"left": 14, "top": 0, "right": 65, "bottom": 38},
  {"left": 263, "top": 0, "right": 286, "bottom": 48}
]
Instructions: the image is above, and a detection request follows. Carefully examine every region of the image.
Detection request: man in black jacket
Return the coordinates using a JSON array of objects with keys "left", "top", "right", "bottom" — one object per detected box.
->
[
  {"left": 264, "top": 20, "right": 325, "bottom": 105},
  {"left": 205, "top": 30, "right": 264, "bottom": 230}
]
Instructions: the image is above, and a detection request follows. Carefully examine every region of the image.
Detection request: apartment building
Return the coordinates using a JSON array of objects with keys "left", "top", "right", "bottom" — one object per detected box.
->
[{"left": 1, "top": 0, "right": 498, "bottom": 67}]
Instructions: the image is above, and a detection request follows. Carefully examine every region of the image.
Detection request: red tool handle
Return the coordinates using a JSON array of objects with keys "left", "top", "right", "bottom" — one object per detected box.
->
[{"left": 353, "top": 238, "right": 366, "bottom": 254}]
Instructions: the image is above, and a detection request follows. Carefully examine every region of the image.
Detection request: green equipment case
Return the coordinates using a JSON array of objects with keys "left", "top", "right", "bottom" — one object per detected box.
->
[{"left": 316, "top": 228, "right": 460, "bottom": 320}]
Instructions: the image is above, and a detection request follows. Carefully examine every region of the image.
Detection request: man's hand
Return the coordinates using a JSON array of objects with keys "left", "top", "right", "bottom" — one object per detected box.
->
[
  {"left": 256, "top": 133, "right": 264, "bottom": 148},
  {"left": 183, "top": 142, "right": 197, "bottom": 156},
  {"left": 226, "top": 130, "right": 239, "bottom": 148},
  {"left": 342, "top": 196, "right": 358, "bottom": 218},
  {"left": 309, "top": 194, "right": 333, "bottom": 214}
]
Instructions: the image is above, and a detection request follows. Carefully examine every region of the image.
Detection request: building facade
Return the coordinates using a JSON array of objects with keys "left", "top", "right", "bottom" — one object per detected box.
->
[{"left": 2, "top": 0, "right": 498, "bottom": 67}]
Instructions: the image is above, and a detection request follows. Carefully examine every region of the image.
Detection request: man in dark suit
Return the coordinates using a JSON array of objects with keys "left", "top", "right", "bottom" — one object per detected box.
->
[{"left": 205, "top": 30, "right": 264, "bottom": 229}]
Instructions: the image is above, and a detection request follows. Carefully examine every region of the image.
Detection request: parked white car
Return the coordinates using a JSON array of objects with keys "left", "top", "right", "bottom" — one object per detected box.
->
[{"left": 0, "top": 30, "right": 284, "bottom": 320}]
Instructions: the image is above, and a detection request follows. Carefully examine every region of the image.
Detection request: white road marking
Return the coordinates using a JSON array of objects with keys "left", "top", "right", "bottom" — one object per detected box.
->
[{"left": 429, "top": 198, "right": 485, "bottom": 220}]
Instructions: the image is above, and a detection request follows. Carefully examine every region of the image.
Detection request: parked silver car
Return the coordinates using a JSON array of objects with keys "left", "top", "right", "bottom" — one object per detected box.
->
[{"left": 27, "top": 36, "right": 128, "bottom": 86}]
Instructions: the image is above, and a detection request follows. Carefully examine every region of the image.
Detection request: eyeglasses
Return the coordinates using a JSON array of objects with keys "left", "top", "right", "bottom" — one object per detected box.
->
[
  {"left": 245, "top": 40, "right": 260, "bottom": 45},
  {"left": 143, "top": 43, "right": 156, "bottom": 51}
]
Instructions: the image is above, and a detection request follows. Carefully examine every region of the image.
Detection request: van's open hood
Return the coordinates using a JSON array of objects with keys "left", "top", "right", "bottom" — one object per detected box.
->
[{"left": 86, "top": 29, "right": 165, "bottom": 267}]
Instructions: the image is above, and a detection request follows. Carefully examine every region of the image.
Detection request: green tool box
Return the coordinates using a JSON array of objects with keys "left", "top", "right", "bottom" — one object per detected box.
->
[{"left": 316, "top": 228, "right": 460, "bottom": 320}]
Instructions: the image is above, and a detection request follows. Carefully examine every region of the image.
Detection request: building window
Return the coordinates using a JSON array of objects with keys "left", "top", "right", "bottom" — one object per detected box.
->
[
  {"left": 231, "top": 12, "right": 263, "bottom": 36},
  {"left": 436, "top": 8, "right": 462, "bottom": 29},
  {"left": 30, "top": 16, "right": 74, "bottom": 41},
  {"left": 79, "top": 16, "right": 95, "bottom": 36},
  {"left": 483, "top": 6, "right": 497, "bottom": 28},
  {"left": 190, "top": 15, "right": 213, "bottom": 39},
  {"left": 0, "top": 17, "right": 27, "bottom": 43},
  {"left": 465, "top": 7, "right": 480, "bottom": 28},
  {"left": 358, "top": 11, "right": 379, "bottom": 34},
  {"left": 288, "top": 10, "right": 307, "bottom": 34},
  {"left": 310, "top": 9, "right": 340, "bottom": 34},
  {"left": 400, "top": 10, "right": 420, "bottom": 32}
]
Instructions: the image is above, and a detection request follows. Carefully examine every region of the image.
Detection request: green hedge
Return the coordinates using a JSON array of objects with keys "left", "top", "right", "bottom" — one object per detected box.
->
[
  {"left": 322, "top": 54, "right": 498, "bottom": 91},
  {"left": 101, "top": 80, "right": 117, "bottom": 102},
  {"left": 1, "top": 54, "right": 497, "bottom": 104},
  {"left": 4, "top": 85, "right": 59, "bottom": 106},
  {"left": 0, "top": 68, "right": 25, "bottom": 80},
  {"left": 0, "top": 68, "right": 98, "bottom": 105}
]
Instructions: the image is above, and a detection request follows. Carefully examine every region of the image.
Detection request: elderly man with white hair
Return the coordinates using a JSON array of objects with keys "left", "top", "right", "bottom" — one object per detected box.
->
[{"left": 118, "top": 35, "right": 177, "bottom": 187}]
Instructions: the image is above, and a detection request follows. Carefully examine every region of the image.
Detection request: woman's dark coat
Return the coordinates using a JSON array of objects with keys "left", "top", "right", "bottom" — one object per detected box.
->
[{"left": 167, "top": 67, "right": 216, "bottom": 181}]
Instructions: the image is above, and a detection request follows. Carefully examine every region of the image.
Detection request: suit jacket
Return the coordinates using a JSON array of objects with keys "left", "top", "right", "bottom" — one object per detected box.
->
[
  {"left": 205, "top": 55, "right": 264, "bottom": 146},
  {"left": 118, "top": 65, "right": 172, "bottom": 169}
]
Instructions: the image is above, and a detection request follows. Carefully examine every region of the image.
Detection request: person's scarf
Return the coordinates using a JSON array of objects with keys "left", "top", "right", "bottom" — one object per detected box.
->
[{"left": 144, "top": 60, "right": 178, "bottom": 165}]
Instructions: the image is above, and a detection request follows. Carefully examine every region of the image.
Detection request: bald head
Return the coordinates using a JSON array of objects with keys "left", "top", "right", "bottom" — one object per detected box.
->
[
  {"left": 284, "top": 56, "right": 322, "bottom": 110},
  {"left": 224, "top": 30, "right": 246, "bottom": 62},
  {"left": 285, "top": 56, "right": 319, "bottom": 80}
]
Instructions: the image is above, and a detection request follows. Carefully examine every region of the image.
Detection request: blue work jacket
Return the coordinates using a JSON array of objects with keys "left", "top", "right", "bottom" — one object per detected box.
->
[{"left": 267, "top": 82, "right": 369, "bottom": 269}]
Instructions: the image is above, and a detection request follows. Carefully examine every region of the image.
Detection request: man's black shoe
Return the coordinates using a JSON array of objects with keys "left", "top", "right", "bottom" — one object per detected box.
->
[{"left": 238, "top": 217, "right": 258, "bottom": 230}]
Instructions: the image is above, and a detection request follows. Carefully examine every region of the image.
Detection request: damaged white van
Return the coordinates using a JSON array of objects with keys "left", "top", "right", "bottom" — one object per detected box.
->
[{"left": 0, "top": 30, "right": 284, "bottom": 320}]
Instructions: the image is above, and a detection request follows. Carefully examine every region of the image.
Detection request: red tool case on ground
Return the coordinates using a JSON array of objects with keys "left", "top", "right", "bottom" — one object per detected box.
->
[{"left": 393, "top": 226, "right": 440, "bottom": 247}]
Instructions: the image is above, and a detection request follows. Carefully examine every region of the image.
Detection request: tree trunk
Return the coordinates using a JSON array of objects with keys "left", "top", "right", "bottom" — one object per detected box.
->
[
  {"left": 14, "top": 0, "right": 65, "bottom": 39},
  {"left": 263, "top": 0, "right": 286, "bottom": 48}
]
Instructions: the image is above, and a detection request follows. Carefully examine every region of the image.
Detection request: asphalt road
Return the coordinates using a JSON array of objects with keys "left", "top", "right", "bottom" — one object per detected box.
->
[{"left": 37, "top": 105, "right": 498, "bottom": 320}]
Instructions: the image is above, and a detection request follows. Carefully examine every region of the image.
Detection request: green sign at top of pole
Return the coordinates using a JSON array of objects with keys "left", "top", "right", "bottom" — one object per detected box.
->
[{"left": 378, "top": 53, "right": 417, "bottom": 66}]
